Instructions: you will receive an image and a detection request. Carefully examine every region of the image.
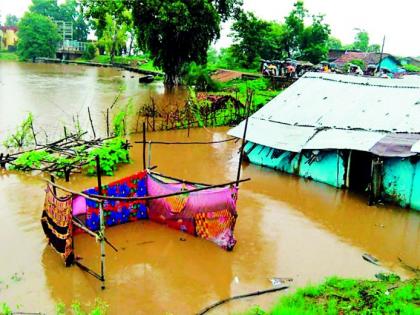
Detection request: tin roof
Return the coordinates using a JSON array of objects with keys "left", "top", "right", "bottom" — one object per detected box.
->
[{"left": 229, "top": 72, "right": 420, "bottom": 156}]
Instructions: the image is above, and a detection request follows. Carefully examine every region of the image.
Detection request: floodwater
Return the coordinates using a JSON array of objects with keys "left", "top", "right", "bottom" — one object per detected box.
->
[{"left": 0, "top": 61, "right": 419, "bottom": 314}]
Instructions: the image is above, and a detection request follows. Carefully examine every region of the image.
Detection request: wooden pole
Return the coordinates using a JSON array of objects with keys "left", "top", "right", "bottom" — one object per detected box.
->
[
  {"left": 50, "top": 175, "right": 57, "bottom": 195},
  {"left": 88, "top": 107, "right": 96, "bottom": 139},
  {"left": 142, "top": 122, "right": 146, "bottom": 170},
  {"left": 64, "top": 126, "right": 67, "bottom": 138},
  {"left": 88, "top": 178, "right": 251, "bottom": 202},
  {"left": 106, "top": 108, "right": 110, "bottom": 137},
  {"left": 96, "top": 155, "right": 106, "bottom": 290},
  {"left": 377, "top": 36, "right": 386, "bottom": 73},
  {"left": 30, "top": 120, "right": 38, "bottom": 146},
  {"left": 236, "top": 91, "right": 252, "bottom": 187}
]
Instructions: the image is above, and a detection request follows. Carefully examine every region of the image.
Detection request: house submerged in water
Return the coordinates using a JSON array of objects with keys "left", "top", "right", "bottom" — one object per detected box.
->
[{"left": 229, "top": 72, "right": 420, "bottom": 211}]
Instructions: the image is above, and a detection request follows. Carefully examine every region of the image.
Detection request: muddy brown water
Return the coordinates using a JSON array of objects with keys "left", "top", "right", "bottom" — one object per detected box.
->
[{"left": 0, "top": 62, "right": 419, "bottom": 314}]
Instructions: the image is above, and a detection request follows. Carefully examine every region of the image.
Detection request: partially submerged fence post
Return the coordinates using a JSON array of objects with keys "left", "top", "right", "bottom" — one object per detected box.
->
[
  {"left": 106, "top": 108, "right": 110, "bottom": 137},
  {"left": 236, "top": 90, "right": 253, "bottom": 187},
  {"left": 87, "top": 107, "right": 96, "bottom": 139},
  {"left": 95, "top": 155, "right": 106, "bottom": 290},
  {"left": 142, "top": 122, "right": 147, "bottom": 170},
  {"left": 50, "top": 175, "right": 57, "bottom": 195}
]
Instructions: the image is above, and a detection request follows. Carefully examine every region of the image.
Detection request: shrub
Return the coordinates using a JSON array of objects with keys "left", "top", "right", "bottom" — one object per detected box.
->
[{"left": 83, "top": 43, "right": 97, "bottom": 60}]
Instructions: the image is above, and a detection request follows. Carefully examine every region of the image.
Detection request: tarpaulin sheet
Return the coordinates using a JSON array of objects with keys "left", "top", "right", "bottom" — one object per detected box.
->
[{"left": 369, "top": 133, "right": 420, "bottom": 157}]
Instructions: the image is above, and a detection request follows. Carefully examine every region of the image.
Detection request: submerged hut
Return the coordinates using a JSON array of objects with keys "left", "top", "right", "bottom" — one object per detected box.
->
[{"left": 229, "top": 72, "right": 420, "bottom": 211}]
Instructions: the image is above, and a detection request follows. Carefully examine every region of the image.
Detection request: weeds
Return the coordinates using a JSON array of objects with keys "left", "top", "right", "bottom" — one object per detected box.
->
[
  {"left": 3, "top": 113, "right": 35, "bottom": 149},
  {"left": 242, "top": 274, "right": 420, "bottom": 315}
]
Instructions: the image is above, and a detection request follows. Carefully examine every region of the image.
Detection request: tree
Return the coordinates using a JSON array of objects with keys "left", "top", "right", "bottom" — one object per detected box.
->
[
  {"left": 81, "top": 0, "right": 129, "bottom": 44},
  {"left": 300, "top": 15, "right": 330, "bottom": 64},
  {"left": 327, "top": 37, "right": 342, "bottom": 50},
  {"left": 368, "top": 44, "right": 381, "bottom": 53},
  {"left": 98, "top": 13, "right": 128, "bottom": 63},
  {"left": 30, "top": 0, "right": 88, "bottom": 41},
  {"left": 353, "top": 30, "right": 369, "bottom": 52},
  {"left": 280, "top": 1, "right": 307, "bottom": 58},
  {"left": 5, "top": 14, "right": 19, "bottom": 27},
  {"left": 29, "top": 0, "right": 61, "bottom": 20},
  {"left": 231, "top": 11, "right": 271, "bottom": 67},
  {"left": 130, "top": 0, "right": 242, "bottom": 87},
  {"left": 230, "top": 11, "right": 286, "bottom": 67},
  {"left": 17, "top": 13, "right": 61, "bottom": 60}
]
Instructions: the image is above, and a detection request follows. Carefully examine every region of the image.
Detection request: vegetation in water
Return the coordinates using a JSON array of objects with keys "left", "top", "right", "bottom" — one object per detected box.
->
[
  {"left": 86, "top": 137, "right": 130, "bottom": 176},
  {"left": 9, "top": 137, "right": 129, "bottom": 177},
  {"left": 0, "top": 299, "right": 107, "bottom": 315},
  {"left": 242, "top": 274, "right": 420, "bottom": 315},
  {"left": 3, "top": 113, "right": 35, "bottom": 149}
]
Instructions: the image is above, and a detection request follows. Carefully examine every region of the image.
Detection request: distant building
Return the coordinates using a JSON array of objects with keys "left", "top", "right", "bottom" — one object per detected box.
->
[
  {"left": 229, "top": 72, "right": 420, "bottom": 211},
  {"left": 0, "top": 26, "right": 18, "bottom": 51},
  {"left": 400, "top": 57, "right": 420, "bottom": 68},
  {"left": 332, "top": 51, "right": 403, "bottom": 73}
]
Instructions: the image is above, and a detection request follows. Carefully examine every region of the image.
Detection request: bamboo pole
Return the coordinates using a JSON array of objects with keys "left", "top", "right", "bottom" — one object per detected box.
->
[
  {"left": 142, "top": 122, "right": 146, "bottom": 170},
  {"left": 134, "top": 138, "right": 237, "bottom": 145},
  {"left": 88, "top": 107, "right": 96, "bottom": 139},
  {"left": 106, "top": 108, "right": 110, "bottom": 137},
  {"left": 96, "top": 156, "right": 106, "bottom": 290},
  {"left": 236, "top": 90, "right": 252, "bottom": 187},
  {"left": 50, "top": 175, "right": 57, "bottom": 195},
  {"left": 42, "top": 179, "right": 101, "bottom": 202},
  {"left": 87, "top": 178, "right": 251, "bottom": 202}
]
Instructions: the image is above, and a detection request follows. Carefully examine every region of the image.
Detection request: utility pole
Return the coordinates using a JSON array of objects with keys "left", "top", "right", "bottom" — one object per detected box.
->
[{"left": 377, "top": 36, "right": 386, "bottom": 73}]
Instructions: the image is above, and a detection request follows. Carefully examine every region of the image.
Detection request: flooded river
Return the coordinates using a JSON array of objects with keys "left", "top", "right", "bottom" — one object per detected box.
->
[{"left": 0, "top": 62, "right": 419, "bottom": 314}]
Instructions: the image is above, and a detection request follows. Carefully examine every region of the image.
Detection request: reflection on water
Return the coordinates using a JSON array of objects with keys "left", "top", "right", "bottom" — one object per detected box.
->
[{"left": 0, "top": 62, "right": 419, "bottom": 314}]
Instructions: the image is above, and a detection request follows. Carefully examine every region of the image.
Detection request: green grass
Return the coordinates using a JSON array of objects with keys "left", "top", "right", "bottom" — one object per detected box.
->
[
  {"left": 243, "top": 274, "right": 420, "bottom": 315},
  {"left": 76, "top": 54, "right": 162, "bottom": 73},
  {"left": 218, "top": 77, "right": 281, "bottom": 108},
  {"left": 0, "top": 50, "right": 18, "bottom": 61}
]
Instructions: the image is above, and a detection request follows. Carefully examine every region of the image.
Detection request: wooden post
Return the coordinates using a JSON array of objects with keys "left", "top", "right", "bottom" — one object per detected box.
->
[
  {"left": 64, "top": 167, "right": 70, "bottom": 182},
  {"left": 236, "top": 91, "right": 252, "bottom": 187},
  {"left": 106, "top": 108, "right": 110, "bottom": 137},
  {"left": 142, "top": 122, "right": 147, "bottom": 170},
  {"left": 95, "top": 155, "right": 106, "bottom": 290},
  {"left": 50, "top": 175, "right": 57, "bottom": 195},
  {"left": 30, "top": 121, "right": 38, "bottom": 146},
  {"left": 87, "top": 107, "right": 96, "bottom": 139},
  {"left": 64, "top": 126, "right": 67, "bottom": 138}
]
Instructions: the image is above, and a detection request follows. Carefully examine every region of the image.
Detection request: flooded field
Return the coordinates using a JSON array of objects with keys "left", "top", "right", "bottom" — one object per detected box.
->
[{"left": 0, "top": 62, "right": 419, "bottom": 314}]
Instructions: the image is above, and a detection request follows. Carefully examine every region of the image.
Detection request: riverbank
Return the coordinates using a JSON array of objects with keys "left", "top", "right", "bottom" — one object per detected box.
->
[
  {"left": 35, "top": 57, "right": 164, "bottom": 78},
  {"left": 0, "top": 50, "right": 18, "bottom": 61},
  {"left": 241, "top": 274, "right": 419, "bottom": 314}
]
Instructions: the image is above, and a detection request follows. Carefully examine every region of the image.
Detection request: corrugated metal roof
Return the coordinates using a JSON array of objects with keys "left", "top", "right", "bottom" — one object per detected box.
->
[
  {"left": 228, "top": 118, "right": 316, "bottom": 153},
  {"left": 253, "top": 73, "right": 420, "bottom": 133},
  {"left": 304, "top": 129, "right": 386, "bottom": 151},
  {"left": 229, "top": 72, "right": 420, "bottom": 155}
]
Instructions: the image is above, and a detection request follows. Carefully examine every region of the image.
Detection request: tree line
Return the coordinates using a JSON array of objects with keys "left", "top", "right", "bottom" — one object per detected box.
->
[{"left": 3, "top": 0, "right": 381, "bottom": 87}]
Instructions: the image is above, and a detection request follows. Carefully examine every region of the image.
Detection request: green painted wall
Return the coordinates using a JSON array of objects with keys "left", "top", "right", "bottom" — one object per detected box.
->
[
  {"left": 299, "top": 151, "right": 346, "bottom": 188},
  {"left": 382, "top": 158, "right": 420, "bottom": 211},
  {"left": 245, "top": 142, "right": 345, "bottom": 188},
  {"left": 245, "top": 142, "right": 420, "bottom": 211}
]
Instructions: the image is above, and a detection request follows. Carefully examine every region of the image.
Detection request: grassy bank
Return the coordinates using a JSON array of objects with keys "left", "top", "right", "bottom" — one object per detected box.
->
[
  {"left": 243, "top": 274, "right": 419, "bottom": 315},
  {"left": 0, "top": 50, "right": 18, "bottom": 61},
  {"left": 77, "top": 54, "right": 161, "bottom": 73}
]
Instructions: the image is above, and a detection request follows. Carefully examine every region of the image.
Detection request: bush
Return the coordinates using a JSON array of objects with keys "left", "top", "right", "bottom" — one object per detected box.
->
[
  {"left": 183, "top": 62, "right": 220, "bottom": 91},
  {"left": 83, "top": 43, "right": 97, "bottom": 60}
]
